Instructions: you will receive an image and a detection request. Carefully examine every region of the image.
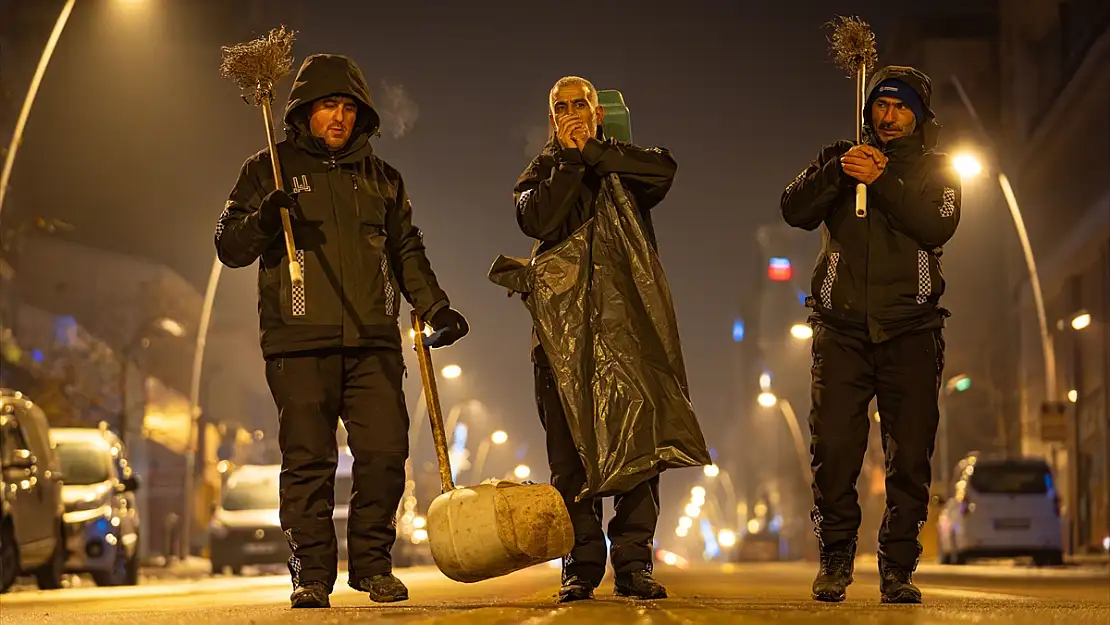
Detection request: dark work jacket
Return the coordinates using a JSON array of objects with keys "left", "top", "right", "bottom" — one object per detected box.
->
[
  {"left": 513, "top": 136, "right": 677, "bottom": 364},
  {"left": 780, "top": 131, "right": 961, "bottom": 343},
  {"left": 215, "top": 54, "right": 449, "bottom": 356}
]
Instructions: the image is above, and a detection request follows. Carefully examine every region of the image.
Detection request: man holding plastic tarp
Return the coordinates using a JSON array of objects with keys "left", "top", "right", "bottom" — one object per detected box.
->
[{"left": 490, "top": 76, "right": 710, "bottom": 603}]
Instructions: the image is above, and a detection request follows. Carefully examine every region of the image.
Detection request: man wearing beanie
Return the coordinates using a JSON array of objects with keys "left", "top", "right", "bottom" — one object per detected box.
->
[{"left": 780, "top": 65, "right": 962, "bottom": 604}]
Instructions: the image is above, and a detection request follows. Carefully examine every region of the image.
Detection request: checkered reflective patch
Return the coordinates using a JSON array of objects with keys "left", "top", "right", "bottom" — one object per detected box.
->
[
  {"left": 381, "top": 252, "right": 396, "bottom": 317},
  {"left": 941, "top": 186, "right": 956, "bottom": 218},
  {"left": 820, "top": 252, "right": 840, "bottom": 309},
  {"left": 916, "top": 250, "right": 932, "bottom": 305},
  {"left": 291, "top": 250, "right": 306, "bottom": 317}
]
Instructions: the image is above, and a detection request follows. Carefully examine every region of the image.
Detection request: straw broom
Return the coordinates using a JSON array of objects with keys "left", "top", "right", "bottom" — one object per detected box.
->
[
  {"left": 826, "top": 16, "right": 878, "bottom": 218},
  {"left": 219, "top": 26, "right": 302, "bottom": 286}
]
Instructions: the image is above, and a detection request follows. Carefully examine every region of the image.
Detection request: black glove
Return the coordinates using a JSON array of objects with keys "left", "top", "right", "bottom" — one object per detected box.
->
[
  {"left": 424, "top": 307, "right": 469, "bottom": 349},
  {"left": 258, "top": 189, "right": 294, "bottom": 233}
]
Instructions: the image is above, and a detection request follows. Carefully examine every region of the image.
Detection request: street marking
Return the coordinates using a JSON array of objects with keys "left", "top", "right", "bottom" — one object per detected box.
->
[
  {"left": 927, "top": 587, "right": 1035, "bottom": 601},
  {"left": 0, "top": 569, "right": 452, "bottom": 606}
]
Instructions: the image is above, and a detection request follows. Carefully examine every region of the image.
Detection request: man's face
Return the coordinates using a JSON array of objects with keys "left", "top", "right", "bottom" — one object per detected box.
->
[
  {"left": 548, "top": 83, "right": 604, "bottom": 139},
  {"left": 309, "top": 95, "right": 358, "bottom": 150},
  {"left": 871, "top": 96, "right": 917, "bottom": 145}
]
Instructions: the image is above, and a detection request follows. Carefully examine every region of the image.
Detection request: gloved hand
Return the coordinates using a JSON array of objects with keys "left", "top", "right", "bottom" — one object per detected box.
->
[
  {"left": 258, "top": 189, "right": 295, "bottom": 233},
  {"left": 423, "top": 307, "right": 469, "bottom": 348}
]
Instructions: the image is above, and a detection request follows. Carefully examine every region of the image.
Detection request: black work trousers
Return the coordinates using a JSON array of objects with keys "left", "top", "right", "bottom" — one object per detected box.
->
[
  {"left": 534, "top": 362, "right": 659, "bottom": 586},
  {"left": 808, "top": 325, "right": 944, "bottom": 570},
  {"left": 264, "top": 347, "right": 409, "bottom": 591}
]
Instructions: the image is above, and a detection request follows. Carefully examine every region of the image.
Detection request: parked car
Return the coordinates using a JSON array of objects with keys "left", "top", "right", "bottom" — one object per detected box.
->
[
  {"left": 0, "top": 389, "right": 66, "bottom": 592},
  {"left": 51, "top": 426, "right": 141, "bottom": 585},
  {"left": 936, "top": 453, "right": 1064, "bottom": 566},
  {"left": 208, "top": 464, "right": 288, "bottom": 575}
]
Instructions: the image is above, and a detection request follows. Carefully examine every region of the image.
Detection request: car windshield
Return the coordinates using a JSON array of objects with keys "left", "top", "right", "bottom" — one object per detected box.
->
[
  {"left": 222, "top": 474, "right": 280, "bottom": 510},
  {"left": 55, "top": 441, "right": 112, "bottom": 485},
  {"left": 970, "top": 464, "right": 1051, "bottom": 494}
]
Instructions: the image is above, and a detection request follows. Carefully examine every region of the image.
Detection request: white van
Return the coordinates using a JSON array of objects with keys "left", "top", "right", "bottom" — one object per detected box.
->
[{"left": 936, "top": 453, "right": 1064, "bottom": 566}]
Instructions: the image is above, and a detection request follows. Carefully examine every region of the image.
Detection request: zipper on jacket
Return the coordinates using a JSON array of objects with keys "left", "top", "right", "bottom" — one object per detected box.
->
[{"left": 351, "top": 174, "right": 360, "bottom": 218}]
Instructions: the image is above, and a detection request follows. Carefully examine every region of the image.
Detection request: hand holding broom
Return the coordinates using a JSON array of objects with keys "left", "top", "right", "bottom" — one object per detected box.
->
[
  {"left": 219, "top": 26, "right": 303, "bottom": 286},
  {"left": 827, "top": 16, "right": 878, "bottom": 219}
]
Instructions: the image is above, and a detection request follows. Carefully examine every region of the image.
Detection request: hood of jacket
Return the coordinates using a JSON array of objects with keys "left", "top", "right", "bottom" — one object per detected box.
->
[
  {"left": 864, "top": 65, "right": 941, "bottom": 152},
  {"left": 283, "top": 54, "right": 380, "bottom": 159}
]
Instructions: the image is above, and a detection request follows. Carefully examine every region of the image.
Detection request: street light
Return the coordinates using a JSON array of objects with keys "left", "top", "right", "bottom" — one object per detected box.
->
[
  {"left": 1, "top": 0, "right": 149, "bottom": 219},
  {"left": 950, "top": 75, "right": 1061, "bottom": 454},
  {"left": 1070, "top": 312, "right": 1092, "bottom": 331},
  {"left": 703, "top": 464, "right": 720, "bottom": 477},
  {"left": 1068, "top": 390, "right": 1078, "bottom": 403},
  {"left": 513, "top": 464, "right": 531, "bottom": 480},
  {"left": 755, "top": 384, "right": 811, "bottom": 486},
  {"left": 442, "top": 364, "right": 462, "bottom": 379},
  {"left": 472, "top": 430, "right": 509, "bottom": 479},
  {"left": 952, "top": 152, "right": 984, "bottom": 179},
  {"left": 717, "top": 529, "right": 737, "bottom": 548},
  {"left": 790, "top": 323, "right": 814, "bottom": 340}
]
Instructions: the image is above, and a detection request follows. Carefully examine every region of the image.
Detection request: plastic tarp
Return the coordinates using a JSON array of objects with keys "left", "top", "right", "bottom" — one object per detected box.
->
[{"left": 489, "top": 174, "right": 711, "bottom": 500}]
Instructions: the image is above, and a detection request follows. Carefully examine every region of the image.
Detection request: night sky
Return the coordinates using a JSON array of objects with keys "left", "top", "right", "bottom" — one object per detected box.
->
[{"left": 4, "top": 0, "right": 978, "bottom": 522}]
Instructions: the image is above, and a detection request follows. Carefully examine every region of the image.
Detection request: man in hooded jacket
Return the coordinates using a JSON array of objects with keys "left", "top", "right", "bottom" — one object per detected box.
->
[
  {"left": 781, "top": 65, "right": 961, "bottom": 604},
  {"left": 215, "top": 54, "right": 469, "bottom": 608}
]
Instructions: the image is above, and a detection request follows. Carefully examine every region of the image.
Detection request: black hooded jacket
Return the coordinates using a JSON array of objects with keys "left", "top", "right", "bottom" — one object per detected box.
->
[
  {"left": 513, "top": 134, "right": 678, "bottom": 364},
  {"left": 781, "top": 66, "right": 962, "bottom": 343},
  {"left": 215, "top": 54, "right": 449, "bottom": 356}
]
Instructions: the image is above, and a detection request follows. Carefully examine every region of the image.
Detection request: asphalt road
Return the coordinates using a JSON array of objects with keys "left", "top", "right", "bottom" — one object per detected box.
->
[{"left": 1, "top": 561, "right": 1107, "bottom": 624}]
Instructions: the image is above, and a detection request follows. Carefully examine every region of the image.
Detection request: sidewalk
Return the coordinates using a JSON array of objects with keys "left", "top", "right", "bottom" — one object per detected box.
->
[{"left": 139, "top": 556, "right": 212, "bottom": 581}]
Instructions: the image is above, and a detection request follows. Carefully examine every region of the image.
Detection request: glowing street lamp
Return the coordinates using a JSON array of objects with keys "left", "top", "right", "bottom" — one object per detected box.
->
[
  {"left": 790, "top": 323, "right": 814, "bottom": 340},
  {"left": 442, "top": 364, "right": 462, "bottom": 379},
  {"left": 952, "top": 152, "right": 983, "bottom": 179},
  {"left": 1071, "top": 311, "right": 1092, "bottom": 331}
]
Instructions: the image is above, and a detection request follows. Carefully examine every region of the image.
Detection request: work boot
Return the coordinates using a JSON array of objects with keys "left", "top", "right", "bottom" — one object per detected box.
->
[
  {"left": 557, "top": 575, "right": 596, "bottom": 603},
  {"left": 812, "top": 540, "right": 856, "bottom": 602},
  {"left": 879, "top": 559, "right": 922, "bottom": 604},
  {"left": 290, "top": 582, "right": 330, "bottom": 608},
  {"left": 614, "top": 570, "right": 668, "bottom": 600},
  {"left": 353, "top": 573, "right": 409, "bottom": 603}
]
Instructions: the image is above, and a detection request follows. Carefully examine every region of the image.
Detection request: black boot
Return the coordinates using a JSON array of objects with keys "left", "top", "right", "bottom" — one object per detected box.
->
[
  {"left": 812, "top": 540, "right": 856, "bottom": 602},
  {"left": 352, "top": 573, "right": 409, "bottom": 603},
  {"left": 558, "top": 575, "right": 596, "bottom": 603},
  {"left": 290, "top": 582, "right": 330, "bottom": 608},
  {"left": 614, "top": 569, "right": 667, "bottom": 600},
  {"left": 879, "top": 559, "right": 922, "bottom": 604}
]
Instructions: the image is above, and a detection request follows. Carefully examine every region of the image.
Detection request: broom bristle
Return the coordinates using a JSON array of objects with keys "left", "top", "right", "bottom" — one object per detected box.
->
[
  {"left": 826, "top": 15, "right": 878, "bottom": 78},
  {"left": 219, "top": 25, "right": 296, "bottom": 103}
]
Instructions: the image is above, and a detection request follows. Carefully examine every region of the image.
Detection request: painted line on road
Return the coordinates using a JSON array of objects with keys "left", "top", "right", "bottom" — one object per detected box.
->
[
  {"left": 0, "top": 569, "right": 450, "bottom": 606},
  {"left": 927, "top": 586, "right": 1035, "bottom": 601}
]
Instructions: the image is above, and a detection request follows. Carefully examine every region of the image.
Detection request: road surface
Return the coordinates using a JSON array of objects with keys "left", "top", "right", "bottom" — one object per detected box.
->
[{"left": 1, "top": 561, "right": 1106, "bottom": 624}]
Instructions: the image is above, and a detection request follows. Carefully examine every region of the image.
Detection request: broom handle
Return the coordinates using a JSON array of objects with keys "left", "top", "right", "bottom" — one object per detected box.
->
[
  {"left": 855, "top": 63, "right": 868, "bottom": 218},
  {"left": 412, "top": 310, "right": 455, "bottom": 493},
  {"left": 260, "top": 94, "right": 303, "bottom": 286}
]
